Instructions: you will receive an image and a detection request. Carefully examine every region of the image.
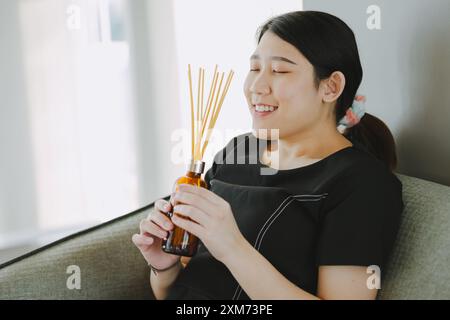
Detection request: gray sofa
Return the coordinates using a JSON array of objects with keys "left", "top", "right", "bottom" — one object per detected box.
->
[{"left": 1, "top": 173, "right": 449, "bottom": 299}]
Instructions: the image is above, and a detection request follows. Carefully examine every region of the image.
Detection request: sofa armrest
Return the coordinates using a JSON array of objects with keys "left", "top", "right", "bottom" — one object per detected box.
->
[{"left": 0, "top": 197, "right": 169, "bottom": 299}]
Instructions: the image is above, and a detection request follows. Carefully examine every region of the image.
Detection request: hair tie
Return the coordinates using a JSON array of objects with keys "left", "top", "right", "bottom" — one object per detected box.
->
[{"left": 337, "top": 94, "right": 366, "bottom": 132}]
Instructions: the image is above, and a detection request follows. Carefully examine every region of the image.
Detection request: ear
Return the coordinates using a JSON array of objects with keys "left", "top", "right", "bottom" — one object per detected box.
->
[{"left": 321, "top": 71, "right": 346, "bottom": 104}]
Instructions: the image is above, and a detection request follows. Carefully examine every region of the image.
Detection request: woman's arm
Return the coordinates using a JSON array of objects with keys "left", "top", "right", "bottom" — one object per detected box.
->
[
  {"left": 223, "top": 239, "right": 377, "bottom": 300},
  {"left": 150, "top": 260, "right": 183, "bottom": 300}
]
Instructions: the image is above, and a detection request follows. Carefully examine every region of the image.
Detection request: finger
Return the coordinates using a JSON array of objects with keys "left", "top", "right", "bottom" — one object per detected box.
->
[
  {"left": 172, "top": 191, "right": 216, "bottom": 216},
  {"left": 155, "top": 199, "right": 171, "bottom": 213},
  {"left": 132, "top": 233, "right": 154, "bottom": 247},
  {"left": 169, "top": 180, "right": 179, "bottom": 207},
  {"left": 173, "top": 204, "right": 209, "bottom": 227},
  {"left": 171, "top": 214, "right": 204, "bottom": 239},
  {"left": 170, "top": 191, "right": 178, "bottom": 207},
  {"left": 172, "top": 180, "right": 178, "bottom": 192},
  {"left": 140, "top": 219, "right": 169, "bottom": 239},
  {"left": 178, "top": 183, "right": 224, "bottom": 206},
  {"left": 148, "top": 210, "right": 174, "bottom": 231}
]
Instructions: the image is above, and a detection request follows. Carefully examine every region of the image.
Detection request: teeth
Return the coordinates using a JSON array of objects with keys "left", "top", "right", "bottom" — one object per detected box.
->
[{"left": 255, "top": 105, "right": 277, "bottom": 112}]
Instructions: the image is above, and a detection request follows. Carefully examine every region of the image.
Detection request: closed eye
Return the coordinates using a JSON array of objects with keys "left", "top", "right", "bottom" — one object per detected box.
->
[{"left": 250, "top": 69, "right": 289, "bottom": 74}]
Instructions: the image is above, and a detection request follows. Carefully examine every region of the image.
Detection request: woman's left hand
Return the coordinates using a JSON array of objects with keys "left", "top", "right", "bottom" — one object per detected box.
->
[{"left": 171, "top": 183, "right": 245, "bottom": 263}]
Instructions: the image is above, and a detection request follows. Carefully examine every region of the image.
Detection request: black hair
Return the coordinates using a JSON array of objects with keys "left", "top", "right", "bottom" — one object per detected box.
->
[{"left": 256, "top": 11, "right": 398, "bottom": 171}]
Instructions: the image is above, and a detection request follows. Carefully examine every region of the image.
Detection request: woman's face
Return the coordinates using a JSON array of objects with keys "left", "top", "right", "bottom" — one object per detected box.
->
[{"left": 244, "top": 31, "right": 326, "bottom": 139}]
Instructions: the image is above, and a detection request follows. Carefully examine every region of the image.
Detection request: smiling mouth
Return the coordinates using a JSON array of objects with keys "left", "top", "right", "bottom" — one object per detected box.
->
[{"left": 252, "top": 104, "right": 279, "bottom": 115}]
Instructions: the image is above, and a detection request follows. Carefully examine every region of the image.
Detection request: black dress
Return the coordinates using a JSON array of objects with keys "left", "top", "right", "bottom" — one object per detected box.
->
[{"left": 165, "top": 132, "right": 404, "bottom": 300}]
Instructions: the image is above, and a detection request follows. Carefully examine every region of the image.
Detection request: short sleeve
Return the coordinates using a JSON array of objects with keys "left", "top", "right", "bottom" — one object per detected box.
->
[{"left": 316, "top": 165, "right": 404, "bottom": 270}]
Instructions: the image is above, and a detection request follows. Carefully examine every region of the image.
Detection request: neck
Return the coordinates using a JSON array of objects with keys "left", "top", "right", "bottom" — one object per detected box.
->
[{"left": 264, "top": 123, "right": 352, "bottom": 166}]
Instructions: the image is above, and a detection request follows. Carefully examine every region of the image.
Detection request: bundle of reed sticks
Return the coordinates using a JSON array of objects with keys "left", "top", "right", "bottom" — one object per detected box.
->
[{"left": 188, "top": 64, "right": 234, "bottom": 161}]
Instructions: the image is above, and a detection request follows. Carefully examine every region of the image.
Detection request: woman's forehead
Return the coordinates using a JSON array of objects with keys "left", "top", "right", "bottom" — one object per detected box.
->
[{"left": 253, "top": 32, "right": 308, "bottom": 65}]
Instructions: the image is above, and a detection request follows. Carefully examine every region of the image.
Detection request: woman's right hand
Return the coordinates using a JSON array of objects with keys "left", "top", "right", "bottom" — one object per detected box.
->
[{"left": 132, "top": 198, "right": 180, "bottom": 270}]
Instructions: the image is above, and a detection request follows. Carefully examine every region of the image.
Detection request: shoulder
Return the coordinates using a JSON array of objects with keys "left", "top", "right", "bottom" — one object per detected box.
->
[
  {"left": 321, "top": 146, "right": 404, "bottom": 216},
  {"left": 322, "top": 144, "right": 403, "bottom": 203},
  {"left": 349, "top": 147, "right": 402, "bottom": 191}
]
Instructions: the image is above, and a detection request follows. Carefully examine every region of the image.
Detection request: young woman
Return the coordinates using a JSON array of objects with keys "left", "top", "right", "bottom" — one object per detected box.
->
[{"left": 132, "top": 11, "right": 404, "bottom": 300}]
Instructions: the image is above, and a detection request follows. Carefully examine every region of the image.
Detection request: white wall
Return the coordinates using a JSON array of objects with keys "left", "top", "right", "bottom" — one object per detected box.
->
[{"left": 304, "top": 0, "right": 450, "bottom": 186}]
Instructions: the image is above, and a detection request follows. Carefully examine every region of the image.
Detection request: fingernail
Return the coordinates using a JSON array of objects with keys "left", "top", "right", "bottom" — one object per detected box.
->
[
  {"left": 164, "top": 221, "right": 171, "bottom": 229},
  {"left": 164, "top": 204, "right": 170, "bottom": 211}
]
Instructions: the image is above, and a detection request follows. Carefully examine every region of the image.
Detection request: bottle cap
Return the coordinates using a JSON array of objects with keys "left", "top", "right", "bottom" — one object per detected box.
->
[{"left": 188, "top": 159, "right": 205, "bottom": 174}]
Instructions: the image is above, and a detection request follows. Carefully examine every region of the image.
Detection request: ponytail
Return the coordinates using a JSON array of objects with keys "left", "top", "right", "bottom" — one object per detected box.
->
[{"left": 344, "top": 113, "right": 398, "bottom": 171}]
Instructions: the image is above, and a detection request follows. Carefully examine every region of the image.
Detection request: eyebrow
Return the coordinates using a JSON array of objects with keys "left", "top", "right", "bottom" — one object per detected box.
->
[{"left": 250, "top": 54, "right": 297, "bottom": 65}]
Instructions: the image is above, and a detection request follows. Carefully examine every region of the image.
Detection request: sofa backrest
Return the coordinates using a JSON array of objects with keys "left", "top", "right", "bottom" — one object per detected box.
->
[{"left": 378, "top": 174, "right": 450, "bottom": 299}]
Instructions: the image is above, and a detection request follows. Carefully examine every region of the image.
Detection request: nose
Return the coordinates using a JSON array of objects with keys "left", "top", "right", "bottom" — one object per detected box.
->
[{"left": 249, "top": 73, "right": 271, "bottom": 95}]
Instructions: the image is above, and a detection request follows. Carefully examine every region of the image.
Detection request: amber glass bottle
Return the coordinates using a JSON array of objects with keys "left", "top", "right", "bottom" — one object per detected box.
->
[{"left": 161, "top": 159, "right": 207, "bottom": 257}]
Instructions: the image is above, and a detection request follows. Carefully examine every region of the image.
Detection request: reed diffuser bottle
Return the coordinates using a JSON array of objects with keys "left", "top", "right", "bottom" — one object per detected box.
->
[
  {"left": 161, "top": 64, "right": 234, "bottom": 257},
  {"left": 161, "top": 159, "right": 206, "bottom": 256}
]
